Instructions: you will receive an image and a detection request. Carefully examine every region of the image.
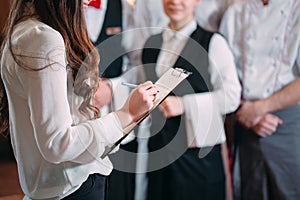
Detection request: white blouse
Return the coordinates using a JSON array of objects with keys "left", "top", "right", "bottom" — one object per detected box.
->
[
  {"left": 219, "top": 0, "right": 300, "bottom": 100},
  {"left": 1, "top": 19, "right": 123, "bottom": 199}
]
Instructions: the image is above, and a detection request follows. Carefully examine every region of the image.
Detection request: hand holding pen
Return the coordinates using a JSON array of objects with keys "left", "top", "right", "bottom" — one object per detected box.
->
[
  {"left": 125, "top": 82, "right": 158, "bottom": 119},
  {"left": 101, "top": 81, "right": 157, "bottom": 158},
  {"left": 115, "top": 81, "right": 157, "bottom": 127}
]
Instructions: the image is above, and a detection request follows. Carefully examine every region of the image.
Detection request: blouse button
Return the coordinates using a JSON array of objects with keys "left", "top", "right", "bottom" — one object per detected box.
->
[
  {"left": 246, "top": 59, "right": 253, "bottom": 66},
  {"left": 246, "top": 34, "right": 252, "bottom": 41},
  {"left": 244, "top": 88, "right": 250, "bottom": 94},
  {"left": 272, "top": 59, "right": 279, "bottom": 68},
  {"left": 266, "top": 88, "right": 272, "bottom": 94}
]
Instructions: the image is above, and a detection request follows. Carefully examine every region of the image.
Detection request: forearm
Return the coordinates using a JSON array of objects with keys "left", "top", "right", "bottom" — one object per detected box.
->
[
  {"left": 259, "top": 78, "right": 300, "bottom": 114},
  {"left": 236, "top": 79, "right": 300, "bottom": 128},
  {"left": 115, "top": 108, "right": 134, "bottom": 131}
]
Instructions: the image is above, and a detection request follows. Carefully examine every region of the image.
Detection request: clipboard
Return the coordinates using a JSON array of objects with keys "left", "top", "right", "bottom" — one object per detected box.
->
[{"left": 101, "top": 67, "right": 192, "bottom": 159}]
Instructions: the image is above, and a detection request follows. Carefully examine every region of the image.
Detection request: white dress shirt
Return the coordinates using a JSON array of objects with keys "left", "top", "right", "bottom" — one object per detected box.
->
[
  {"left": 219, "top": 0, "right": 300, "bottom": 101},
  {"left": 85, "top": 0, "right": 136, "bottom": 51},
  {"left": 85, "top": 0, "right": 107, "bottom": 43},
  {"left": 1, "top": 19, "right": 123, "bottom": 199},
  {"left": 156, "top": 20, "right": 241, "bottom": 147}
]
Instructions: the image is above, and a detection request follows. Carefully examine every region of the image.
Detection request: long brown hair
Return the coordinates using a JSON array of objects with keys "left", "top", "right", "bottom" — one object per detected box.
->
[{"left": 0, "top": 0, "right": 100, "bottom": 135}]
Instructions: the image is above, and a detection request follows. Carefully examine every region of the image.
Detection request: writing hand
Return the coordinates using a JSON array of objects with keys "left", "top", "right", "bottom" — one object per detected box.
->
[{"left": 126, "top": 81, "right": 158, "bottom": 121}]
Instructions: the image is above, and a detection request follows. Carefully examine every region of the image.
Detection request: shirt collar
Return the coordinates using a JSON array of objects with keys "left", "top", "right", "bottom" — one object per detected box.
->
[{"left": 162, "top": 20, "right": 197, "bottom": 42}]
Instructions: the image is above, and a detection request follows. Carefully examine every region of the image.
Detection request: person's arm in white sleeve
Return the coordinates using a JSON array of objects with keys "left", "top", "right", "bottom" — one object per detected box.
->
[
  {"left": 23, "top": 26, "right": 156, "bottom": 164},
  {"left": 22, "top": 29, "right": 122, "bottom": 164},
  {"left": 218, "top": 5, "right": 237, "bottom": 50},
  {"left": 183, "top": 33, "right": 241, "bottom": 119}
]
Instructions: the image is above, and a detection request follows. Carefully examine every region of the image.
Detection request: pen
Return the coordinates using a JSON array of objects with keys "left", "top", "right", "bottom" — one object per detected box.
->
[
  {"left": 121, "top": 82, "right": 139, "bottom": 89},
  {"left": 121, "top": 82, "right": 159, "bottom": 92}
]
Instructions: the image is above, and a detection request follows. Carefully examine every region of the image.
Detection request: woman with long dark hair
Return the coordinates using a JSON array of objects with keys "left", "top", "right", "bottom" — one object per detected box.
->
[{"left": 0, "top": 0, "right": 157, "bottom": 199}]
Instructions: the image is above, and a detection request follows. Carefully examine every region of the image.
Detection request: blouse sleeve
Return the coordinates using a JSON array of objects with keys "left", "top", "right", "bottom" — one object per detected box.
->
[
  {"left": 19, "top": 23, "right": 123, "bottom": 164},
  {"left": 182, "top": 34, "right": 241, "bottom": 136}
]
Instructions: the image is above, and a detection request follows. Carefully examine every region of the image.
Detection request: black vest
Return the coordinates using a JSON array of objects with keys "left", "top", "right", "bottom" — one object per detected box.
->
[
  {"left": 95, "top": 0, "right": 124, "bottom": 78},
  {"left": 142, "top": 26, "right": 214, "bottom": 159}
]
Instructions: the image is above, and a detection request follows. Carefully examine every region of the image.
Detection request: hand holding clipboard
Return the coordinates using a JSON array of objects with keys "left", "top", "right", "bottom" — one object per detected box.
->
[{"left": 101, "top": 67, "right": 191, "bottom": 159}]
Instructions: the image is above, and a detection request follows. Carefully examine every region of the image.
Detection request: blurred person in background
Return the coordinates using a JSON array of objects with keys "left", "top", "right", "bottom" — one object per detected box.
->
[
  {"left": 142, "top": 0, "right": 241, "bottom": 199},
  {"left": 220, "top": 0, "right": 300, "bottom": 199}
]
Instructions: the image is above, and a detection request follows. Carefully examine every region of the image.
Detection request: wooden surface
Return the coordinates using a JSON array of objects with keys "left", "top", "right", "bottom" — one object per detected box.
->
[
  {"left": 0, "top": 161, "right": 23, "bottom": 199},
  {"left": 0, "top": 194, "right": 23, "bottom": 200},
  {"left": 0, "top": 0, "right": 11, "bottom": 34}
]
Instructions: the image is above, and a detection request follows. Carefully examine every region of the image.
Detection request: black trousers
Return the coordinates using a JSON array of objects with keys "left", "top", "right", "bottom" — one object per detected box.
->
[{"left": 62, "top": 174, "right": 107, "bottom": 200}]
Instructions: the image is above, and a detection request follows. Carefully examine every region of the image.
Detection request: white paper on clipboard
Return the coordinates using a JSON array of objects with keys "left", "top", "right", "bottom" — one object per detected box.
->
[
  {"left": 152, "top": 67, "right": 190, "bottom": 108},
  {"left": 101, "top": 67, "right": 191, "bottom": 159}
]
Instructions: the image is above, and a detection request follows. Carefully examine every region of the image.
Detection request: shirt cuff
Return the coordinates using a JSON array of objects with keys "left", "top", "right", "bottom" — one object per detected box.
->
[{"left": 99, "top": 112, "right": 123, "bottom": 144}]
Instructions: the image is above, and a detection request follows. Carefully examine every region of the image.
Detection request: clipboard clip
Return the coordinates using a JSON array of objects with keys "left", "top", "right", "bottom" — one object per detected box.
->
[{"left": 172, "top": 67, "right": 192, "bottom": 77}]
